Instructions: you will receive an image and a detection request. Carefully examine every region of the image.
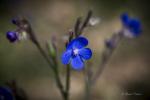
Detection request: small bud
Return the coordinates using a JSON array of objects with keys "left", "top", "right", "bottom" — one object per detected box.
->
[
  {"left": 12, "top": 18, "right": 18, "bottom": 25},
  {"left": 12, "top": 17, "right": 30, "bottom": 31},
  {"left": 6, "top": 31, "right": 18, "bottom": 42},
  {"left": 11, "top": 17, "right": 25, "bottom": 27},
  {"left": 46, "top": 40, "right": 56, "bottom": 58}
]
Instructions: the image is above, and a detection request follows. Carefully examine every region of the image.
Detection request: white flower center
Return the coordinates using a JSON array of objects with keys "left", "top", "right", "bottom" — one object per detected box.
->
[{"left": 73, "top": 49, "right": 79, "bottom": 55}]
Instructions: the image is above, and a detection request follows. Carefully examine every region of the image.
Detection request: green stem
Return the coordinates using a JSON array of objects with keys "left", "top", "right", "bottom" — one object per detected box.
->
[
  {"left": 84, "top": 74, "right": 91, "bottom": 100},
  {"left": 18, "top": 18, "right": 66, "bottom": 100},
  {"left": 32, "top": 40, "right": 66, "bottom": 100},
  {"left": 84, "top": 65, "right": 92, "bottom": 100}
]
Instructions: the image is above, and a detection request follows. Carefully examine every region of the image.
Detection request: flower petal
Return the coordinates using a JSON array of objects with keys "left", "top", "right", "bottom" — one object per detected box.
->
[
  {"left": 128, "top": 19, "right": 142, "bottom": 36},
  {"left": 71, "top": 55, "right": 84, "bottom": 70},
  {"left": 67, "top": 37, "right": 88, "bottom": 50},
  {"left": 79, "top": 48, "right": 92, "bottom": 60},
  {"left": 61, "top": 50, "right": 72, "bottom": 64},
  {"left": 121, "top": 13, "right": 129, "bottom": 26}
]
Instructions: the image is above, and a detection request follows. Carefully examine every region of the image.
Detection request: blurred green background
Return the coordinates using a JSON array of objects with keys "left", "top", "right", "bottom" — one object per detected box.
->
[{"left": 0, "top": 0, "right": 150, "bottom": 100}]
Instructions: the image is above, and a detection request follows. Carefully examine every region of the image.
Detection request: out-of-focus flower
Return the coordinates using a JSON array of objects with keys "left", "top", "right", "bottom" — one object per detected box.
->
[
  {"left": 89, "top": 17, "right": 101, "bottom": 26},
  {"left": 121, "top": 13, "right": 142, "bottom": 38},
  {"left": 6, "top": 31, "right": 18, "bottom": 42},
  {"left": 0, "top": 86, "right": 14, "bottom": 100},
  {"left": 6, "top": 17, "right": 29, "bottom": 43},
  {"left": 61, "top": 37, "right": 92, "bottom": 70}
]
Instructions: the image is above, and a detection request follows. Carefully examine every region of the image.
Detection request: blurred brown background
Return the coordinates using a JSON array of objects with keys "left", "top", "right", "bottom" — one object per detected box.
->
[{"left": 0, "top": 0, "right": 150, "bottom": 100}]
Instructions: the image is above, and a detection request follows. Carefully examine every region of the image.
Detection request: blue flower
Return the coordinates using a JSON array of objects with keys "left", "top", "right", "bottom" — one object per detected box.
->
[
  {"left": 61, "top": 37, "right": 92, "bottom": 70},
  {"left": 0, "top": 86, "right": 14, "bottom": 100},
  {"left": 121, "top": 13, "right": 142, "bottom": 37},
  {"left": 6, "top": 31, "right": 18, "bottom": 42}
]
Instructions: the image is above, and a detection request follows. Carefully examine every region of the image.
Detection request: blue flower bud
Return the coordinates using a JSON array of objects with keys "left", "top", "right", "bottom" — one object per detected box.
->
[
  {"left": 11, "top": 18, "right": 18, "bottom": 25},
  {"left": 6, "top": 31, "right": 18, "bottom": 42}
]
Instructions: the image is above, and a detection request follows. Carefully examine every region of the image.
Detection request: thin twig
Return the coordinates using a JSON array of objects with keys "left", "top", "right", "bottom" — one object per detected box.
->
[
  {"left": 74, "top": 17, "right": 82, "bottom": 37},
  {"left": 64, "top": 64, "right": 71, "bottom": 100},
  {"left": 18, "top": 18, "right": 66, "bottom": 100},
  {"left": 84, "top": 64, "right": 92, "bottom": 100},
  {"left": 33, "top": 38, "right": 66, "bottom": 99},
  {"left": 79, "top": 10, "right": 92, "bottom": 35}
]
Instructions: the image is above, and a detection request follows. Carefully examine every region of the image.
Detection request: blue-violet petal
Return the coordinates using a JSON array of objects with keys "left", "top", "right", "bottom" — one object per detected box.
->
[
  {"left": 121, "top": 13, "right": 129, "bottom": 26},
  {"left": 79, "top": 48, "right": 92, "bottom": 60},
  {"left": 61, "top": 50, "right": 72, "bottom": 64},
  {"left": 67, "top": 37, "right": 88, "bottom": 50},
  {"left": 71, "top": 55, "right": 84, "bottom": 70}
]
